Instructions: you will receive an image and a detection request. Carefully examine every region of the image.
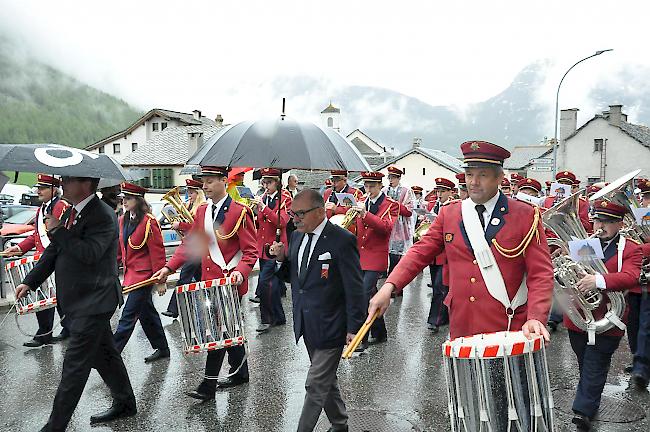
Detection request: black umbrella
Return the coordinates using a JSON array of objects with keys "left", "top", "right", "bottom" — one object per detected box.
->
[
  {"left": 0, "top": 143, "right": 136, "bottom": 186},
  {"left": 186, "top": 116, "right": 371, "bottom": 172}
]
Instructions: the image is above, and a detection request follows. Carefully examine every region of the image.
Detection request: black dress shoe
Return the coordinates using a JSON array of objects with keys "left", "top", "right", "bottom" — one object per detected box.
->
[
  {"left": 369, "top": 335, "right": 387, "bottom": 344},
  {"left": 185, "top": 389, "right": 215, "bottom": 401},
  {"left": 249, "top": 296, "right": 261, "bottom": 304},
  {"left": 144, "top": 348, "right": 170, "bottom": 363},
  {"left": 547, "top": 321, "right": 558, "bottom": 332},
  {"left": 571, "top": 413, "right": 591, "bottom": 431},
  {"left": 161, "top": 311, "right": 178, "bottom": 318},
  {"left": 256, "top": 323, "right": 271, "bottom": 333},
  {"left": 23, "top": 338, "right": 51, "bottom": 348},
  {"left": 272, "top": 321, "right": 286, "bottom": 326},
  {"left": 52, "top": 331, "right": 70, "bottom": 342},
  {"left": 354, "top": 341, "right": 368, "bottom": 352},
  {"left": 625, "top": 365, "right": 634, "bottom": 373},
  {"left": 216, "top": 376, "right": 249, "bottom": 389},
  {"left": 631, "top": 373, "right": 649, "bottom": 389},
  {"left": 327, "top": 426, "right": 348, "bottom": 432},
  {"left": 89, "top": 403, "right": 136, "bottom": 424}
]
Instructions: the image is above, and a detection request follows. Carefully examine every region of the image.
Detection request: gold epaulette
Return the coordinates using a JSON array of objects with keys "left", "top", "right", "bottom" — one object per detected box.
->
[
  {"left": 215, "top": 203, "right": 248, "bottom": 240},
  {"left": 491, "top": 205, "right": 541, "bottom": 258},
  {"left": 128, "top": 217, "right": 152, "bottom": 250},
  {"left": 442, "top": 198, "right": 460, "bottom": 207}
]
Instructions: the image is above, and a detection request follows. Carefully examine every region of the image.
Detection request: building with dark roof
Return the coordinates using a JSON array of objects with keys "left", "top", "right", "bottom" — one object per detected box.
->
[{"left": 558, "top": 104, "right": 650, "bottom": 183}]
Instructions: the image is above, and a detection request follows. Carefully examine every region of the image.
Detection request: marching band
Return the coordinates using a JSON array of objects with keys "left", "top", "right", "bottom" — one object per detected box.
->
[{"left": 6, "top": 137, "right": 650, "bottom": 432}]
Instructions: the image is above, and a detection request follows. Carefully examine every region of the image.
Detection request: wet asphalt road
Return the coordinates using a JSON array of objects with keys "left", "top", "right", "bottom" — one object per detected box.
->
[{"left": 1, "top": 269, "right": 649, "bottom": 432}]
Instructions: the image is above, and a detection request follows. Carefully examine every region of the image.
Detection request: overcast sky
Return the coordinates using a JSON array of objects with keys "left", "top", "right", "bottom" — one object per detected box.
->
[{"left": 1, "top": 0, "right": 647, "bottom": 124}]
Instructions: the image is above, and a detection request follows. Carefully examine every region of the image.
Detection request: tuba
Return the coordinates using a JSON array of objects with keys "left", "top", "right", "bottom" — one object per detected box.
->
[
  {"left": 543, "top": 192, "right": 626, "bottom": 338},
  {"left": 161, "top": 187, "right": 195, "bottom": 236},
  {"left": 330, "top": 208, "right": 360, "bottom": 230}
]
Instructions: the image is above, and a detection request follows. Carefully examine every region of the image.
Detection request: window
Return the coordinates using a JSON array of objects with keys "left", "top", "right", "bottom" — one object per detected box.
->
[
  {"left": 131, "top": 143, "right": 138, "bottom": 152},
  {"left": 152, "top": 123, "right": 159, "bottom": 131},
  {"left": 113, "top": 143, "right": 120, "bottom": 154},
  {"left": 161, "top": 122, "right": 168, "bottom": 131},
  {"left": 151, "top": 168, "right": 174, "bottom": 189},
  {"left": 135, "top": 174, "right": 151, "bottom": 189},
  {"left": 422, "top": 167, "right": 426, "bottom": 176},
  {"left": 594, "top": 138, "right": 604, "bottom": 152},
  {"left": 588, "top": 176, "right": 601, "bottom": 184},
  {"left": 403, "top": 167, "right": 406, "bottom": 174},
  {"left": 327, "top": 117, "right": 333, "bottom": 127},
  {"left": 98, "top": 146, "right": 105, "bottom": 154}
]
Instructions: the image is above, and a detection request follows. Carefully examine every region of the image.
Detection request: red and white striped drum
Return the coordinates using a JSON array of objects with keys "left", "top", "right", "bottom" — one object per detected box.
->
[
  {"left": 5, "top": 254, "right": 57, "bottom": 315},
  {"left": 442, "top": 331, "right": 555, "bottom": 432},
  {"left": 176, "top": 277, "right": 246, "bottom": 355}
]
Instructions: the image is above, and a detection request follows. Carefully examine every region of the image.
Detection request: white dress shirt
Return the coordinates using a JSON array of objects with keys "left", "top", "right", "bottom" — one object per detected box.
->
[
  {"left": 70, "top": 193, "right": 96, "bottom": 225},
  {"left": 211, "top": 194, "right": 228, "bottom": 222},
  {"left": 297, "top": 217, "right": 328, "bottom": 274}
]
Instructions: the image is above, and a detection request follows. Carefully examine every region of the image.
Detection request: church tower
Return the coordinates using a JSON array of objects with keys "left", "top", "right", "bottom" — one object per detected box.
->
[{"left": 320, "top": 102, "right": 341, "bottom": 133}]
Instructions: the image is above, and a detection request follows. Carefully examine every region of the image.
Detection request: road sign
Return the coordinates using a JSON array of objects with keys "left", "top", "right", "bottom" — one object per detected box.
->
[
  {"left": 530, "top": 158, "right": 553, "bottom": 165},
  {"left": 529, "top": 166, "right": 552, "bottom": 172}
]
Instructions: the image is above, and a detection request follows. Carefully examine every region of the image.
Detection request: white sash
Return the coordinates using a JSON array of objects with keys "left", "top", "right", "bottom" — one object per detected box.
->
[
  {"left": 203, "top": 199, "right": 242, "bottom": 272},
  {"left": 37, "top": 208, "right": 51, "bottom": 249},
  {"left": 460, "top": 199, "right": 528, "bottom": 330}
]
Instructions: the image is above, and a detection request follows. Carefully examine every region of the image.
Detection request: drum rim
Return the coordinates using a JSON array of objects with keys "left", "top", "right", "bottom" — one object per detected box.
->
[
  {"left": 176, "top": 277, "right": 235, "bottom": 293},
  {"left": 441, "top": 331, "right": 543, "bottom": 359}
]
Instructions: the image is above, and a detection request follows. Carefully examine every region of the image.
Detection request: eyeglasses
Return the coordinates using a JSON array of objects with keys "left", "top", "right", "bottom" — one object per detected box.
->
[{"left": 288, "top": 207, "right": 319, "bottom": 219}]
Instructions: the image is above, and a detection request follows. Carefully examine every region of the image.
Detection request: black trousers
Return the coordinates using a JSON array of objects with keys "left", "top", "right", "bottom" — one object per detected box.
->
[
  {"left": 34, "top": 304, "right": 69, "bottom": 342},
  {"left": 427, "top": 265, "right": 449, "bottom": 327},
  {"left": 197, "top": 345, "right": 249, "bottom": 393},
  {"left": 166, "top": 261, "right": 202, "bottom": 315},
  {"left": 362, "top": 270, "right": 386, "bottom": 342},
  {"left": 44, "top": 312, "right": 134, "bottom": 431}
]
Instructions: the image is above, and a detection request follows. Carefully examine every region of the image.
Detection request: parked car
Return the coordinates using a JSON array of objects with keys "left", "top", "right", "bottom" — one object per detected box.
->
[
  {"left": 1, "top": 204, "right": 38, "bottom": 221},
  {"left": 20, "top": 193, "right": 40, "bottom": 206},
  {"left": 0, "top": 194, "right": 14, "bottom": 205},
  {"left": 1, "top": 208, "right": 38, "bottom": 237}
]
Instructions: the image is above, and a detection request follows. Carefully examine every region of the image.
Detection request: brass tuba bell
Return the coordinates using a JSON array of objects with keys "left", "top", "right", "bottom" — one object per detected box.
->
[{"left": 161, "top": 187, "right": 195, "bottom": 237}]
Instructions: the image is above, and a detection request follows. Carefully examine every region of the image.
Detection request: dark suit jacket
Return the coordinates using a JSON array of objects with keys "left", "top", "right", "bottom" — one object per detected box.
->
[
  {"left": 23, "top": 195, "right": 123, "bottom": 318},
  {"left": 287, "top": 220, "right": 365, "bottom": 350}
]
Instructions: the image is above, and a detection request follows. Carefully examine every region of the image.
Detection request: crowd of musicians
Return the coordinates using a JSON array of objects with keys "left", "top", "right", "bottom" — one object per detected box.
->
[{"left": 4, "top": 139, "right": 650, "bottom": 432}]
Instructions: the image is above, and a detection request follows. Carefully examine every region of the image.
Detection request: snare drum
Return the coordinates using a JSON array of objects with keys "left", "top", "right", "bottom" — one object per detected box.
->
[
  {"left": 5, "top": 254, "right": 57, "bottom": 315},
  {"left": 176, "top": 277, "right": 246, "bottom": 354},
  {"left": 442, "top": 331, "right": 555, "bottom": 432}
]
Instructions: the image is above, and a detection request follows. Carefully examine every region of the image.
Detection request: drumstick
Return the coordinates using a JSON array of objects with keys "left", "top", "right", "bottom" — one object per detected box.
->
[
  {"left": 122, "top": 277, "right": 159, "bottom": 294},
  {"left": 0, "top": 251, "right": 12, "bottom": 257},
  {"left": 342, "top": 311, "right": 380, "bottom": 359}
]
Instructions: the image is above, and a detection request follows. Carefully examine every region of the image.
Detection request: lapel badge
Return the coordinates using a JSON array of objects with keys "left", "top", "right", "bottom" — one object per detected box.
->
[
  {"left": 500, "top": 207, "right": 505, "bottom": 212},
  {"left": 444, "top": 233, "right": 454, "bottom": 242},
  {"left": 491, "top": 217, "right": 500, "bottom": 226},
  {"left": 321, "top": 263, "right": 329, "bottom": 279}
]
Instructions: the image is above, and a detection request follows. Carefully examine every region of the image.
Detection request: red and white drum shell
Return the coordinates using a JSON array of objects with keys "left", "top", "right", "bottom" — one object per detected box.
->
[
  {"left": 5, "top": 254, "right": 57, "bottom": 315},
  {"left": 175, "top": 277, "right": 246, "bottom": 355},
  {"left": 441, "top": 331, "right": 555, "bottom": 432}
]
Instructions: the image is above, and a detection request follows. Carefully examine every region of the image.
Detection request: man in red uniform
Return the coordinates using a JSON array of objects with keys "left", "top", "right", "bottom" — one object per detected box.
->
[
  {"left": 154, "top": 166, "right": 258, "bottom": 400},
  {"left": 114, "top": 182, "right": 169, "bottom": 362},
  {"left": 323, "top": 170, "right": 363, "bottom": 219},
  {"left": 565, "top": 200, "right": 642, "bottom": 430},
  {"left": 500, "top": 178, "right": 512, "bottom": 196},
  {"left": 4, "top": 174, "right": 70, "bottom": 347},
  {"left": 510, "top": 173, "right": 523, "bottom": 196},
  {"left": 455, "top": 173, "right": 468, "bottom": 200},
  {"left": 427, "top": 177, "right": 456, "bottom": 332},
  {"left": 368, "top": 140, "right": 554, "bottom": 341},
  {"left": 250, "top": 167, "right": 291, "bottom": 332},
  {"left": 543, "top": 171, "right": 592, "bottom": 232},
  {"left": 351, "top": 172, "right": 399, "bottom": 350}
]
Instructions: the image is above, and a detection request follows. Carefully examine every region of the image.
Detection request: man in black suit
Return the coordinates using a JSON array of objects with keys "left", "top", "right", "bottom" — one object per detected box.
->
[
  {"left": 270, "top": 189, "right": 364, "bottom": 432},
  {"left": 15, "top": 176, "right": 135, "bottom": 431}
]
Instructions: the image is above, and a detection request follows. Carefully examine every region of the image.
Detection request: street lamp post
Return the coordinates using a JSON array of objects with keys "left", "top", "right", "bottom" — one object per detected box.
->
[{"left": 552, "top": 49, "right": 613, "bottom": 177}]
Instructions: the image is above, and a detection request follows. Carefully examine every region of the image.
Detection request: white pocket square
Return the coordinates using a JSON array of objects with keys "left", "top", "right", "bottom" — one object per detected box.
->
[{"left": 318, "top": 252, "right": 332, "bottom": 261}]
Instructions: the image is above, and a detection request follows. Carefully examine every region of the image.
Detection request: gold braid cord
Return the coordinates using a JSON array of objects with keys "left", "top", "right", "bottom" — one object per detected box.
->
[
  {"left": 216, "top": 208, "right": 247, "bottom": 240},
  {"left": 128, "top": 216, "right": 153, "bottom": 250},
  {"left": 491, "top": 206, "right": 541, "bottom": 258}
]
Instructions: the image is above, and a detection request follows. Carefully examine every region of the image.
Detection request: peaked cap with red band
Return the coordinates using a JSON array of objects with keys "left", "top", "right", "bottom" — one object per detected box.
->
[
  {"left": 455, "top": 173, "right": 466, "bottom": 187},
  {"left": 35, "top": 174, "right": 60, "bottom": 188},
  {"left": 261, "top": 167, "right": 281, "bottom": 178},
  {"left": 556, "top": 171, "right": 577, "bottom": 185},
  {"left": 593, "top": 200, "right": 627, "bottom": 221},
  {"left": 387, "top": 166, "right": 404, "bottom": 176},
  {"left": 185, "top": 178, "right": 203, "bottom": 189},
  {"left": 517, "top": 178, "right": 541, "bottom": 194},
  {"left": 460, "top": 141, "right": 511, "bottom": 168},
  {"left": 121, "top": 182, "right": 147, "bottom": 197},
  {"left": 199, "top": 166, "right": 230, "bottom": 177},
  {"left": 435, "top": 177, "right": 455, "bottom": 190},
  {"left": 361, "top": 171, "right": 385, "bottom": 182}
]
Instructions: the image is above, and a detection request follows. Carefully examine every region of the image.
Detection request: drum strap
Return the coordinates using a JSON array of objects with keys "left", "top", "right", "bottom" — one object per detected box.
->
[
  {"left": 461, "top": 199, "right": 528, "bottom": 331},
  {"left": 204, "top": 200, "right": 242, "bottom": 271},
  {"left": 37, "top": 208, "right": 51, "bottom": 249}
]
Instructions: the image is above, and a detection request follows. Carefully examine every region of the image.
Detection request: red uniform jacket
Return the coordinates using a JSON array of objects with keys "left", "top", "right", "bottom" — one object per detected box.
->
[
  {"left": 324, "top": 184, "right": 364, "bottom": 218},
  {"left": 118, "top": 213, "right": 166, "bottom": 287},
  {"left": 355, "top": 193, "right": 399, "bottom": 272},
  {"left": 564, "top": 236, "right": 642, "bottom": 337},
  {"left": 18, "top": 198, "right": 69, "bottom": 254},
  {"left": 387, "top": 192, "right": 554, "bottom": 339},
  {"left": 166, "top": 197, "right": 258, "bottom": 296},
  {"left": 543, "top": 196, "right": 592, "bottom": 233},
  {"left": 257, "top": 190, "right": 292, "bottom": 260}
]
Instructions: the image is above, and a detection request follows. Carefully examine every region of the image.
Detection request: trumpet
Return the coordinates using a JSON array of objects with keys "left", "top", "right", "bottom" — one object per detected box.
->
[
  {"left": 161, "top": 187, "right": 194, "bottom": 236},
  {"left": 330, "top": 207, "right": 360, "bottom": 230}
]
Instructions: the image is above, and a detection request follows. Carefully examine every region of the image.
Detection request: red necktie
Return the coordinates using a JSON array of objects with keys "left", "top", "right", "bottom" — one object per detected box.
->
[{"left": 66, "top": 208, "right": 77, "bottom": 229}]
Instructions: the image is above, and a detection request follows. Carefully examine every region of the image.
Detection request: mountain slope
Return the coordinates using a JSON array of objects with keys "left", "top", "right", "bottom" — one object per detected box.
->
[{"left": 0, "top": 37, "right": 142, "bottom": 149}]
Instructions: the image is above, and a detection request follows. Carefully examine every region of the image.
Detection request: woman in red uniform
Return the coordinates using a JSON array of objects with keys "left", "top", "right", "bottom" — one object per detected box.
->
[{"left": 114, "top": 182, "right": 170, "bottom": 363}]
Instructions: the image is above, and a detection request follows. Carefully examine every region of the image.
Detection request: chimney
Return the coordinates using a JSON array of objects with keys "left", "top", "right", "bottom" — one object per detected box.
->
[
  {"left": 188, "top": 132, "right": 204, "bottom": 156},
  {"left": 608, "top": 104, "right": 623, "bottom": 127},
  {"left": 215, "top": 114, "right": 223, "bottom": 126},
  {"left": 192, "top": 110, "right": 202, "bottom": 121},
  {"left": 559, "top": 108, "right": 579, "bottom": 142},
  {"left": 412, "top": 137, "right": 422, "bottom": 148}
]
